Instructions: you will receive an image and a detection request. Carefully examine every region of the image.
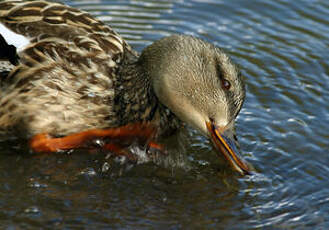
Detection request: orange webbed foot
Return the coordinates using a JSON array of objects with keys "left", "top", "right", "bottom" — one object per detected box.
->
[
  {"left": 29, "top": 123, "right": 162, "bottom": 160},
  {"left": 29, "top": 133, "right": 62, "bottom": 153}
]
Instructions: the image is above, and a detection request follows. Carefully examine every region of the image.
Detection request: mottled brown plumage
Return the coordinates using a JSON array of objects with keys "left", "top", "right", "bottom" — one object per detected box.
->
[
  {"left": 0, "top": 1, "right": 250, "bottom": 174},
  {"left": 0, "top": 1, "right": 127, "bottom": 136}
]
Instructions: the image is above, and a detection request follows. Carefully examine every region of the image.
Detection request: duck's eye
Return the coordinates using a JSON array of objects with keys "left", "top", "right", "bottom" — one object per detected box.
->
[{"left": 221, "top": 79, "right": 231, "bottom": 90}]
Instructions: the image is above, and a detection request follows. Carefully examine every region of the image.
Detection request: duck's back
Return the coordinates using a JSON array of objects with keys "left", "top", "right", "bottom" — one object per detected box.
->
[{"left": 0, "top": 0, "right": 135, "bottom": 137}]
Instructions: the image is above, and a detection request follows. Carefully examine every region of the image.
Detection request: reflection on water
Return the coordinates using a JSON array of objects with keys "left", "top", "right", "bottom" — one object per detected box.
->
[{"left": 1, "top": 0, "right": 329, "bottom": 229}]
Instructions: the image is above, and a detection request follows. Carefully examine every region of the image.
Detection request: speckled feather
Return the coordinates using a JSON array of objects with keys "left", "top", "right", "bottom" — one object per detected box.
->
[{"left": 0, "top": 0, "right": 176, "bottom": 138}]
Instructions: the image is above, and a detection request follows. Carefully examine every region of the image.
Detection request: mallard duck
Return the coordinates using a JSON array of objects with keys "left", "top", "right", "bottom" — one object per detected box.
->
[{"left": 0, "top": 0, "right": 251, "bottom": 175}]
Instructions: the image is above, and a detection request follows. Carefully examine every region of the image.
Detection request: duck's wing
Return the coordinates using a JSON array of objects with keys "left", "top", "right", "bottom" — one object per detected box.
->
[
  {"left": 0, "top": 0, "right": 133, "bottom": 81},
  {"left": 0, "top": 0, "right": 139, "bottom": 136}
]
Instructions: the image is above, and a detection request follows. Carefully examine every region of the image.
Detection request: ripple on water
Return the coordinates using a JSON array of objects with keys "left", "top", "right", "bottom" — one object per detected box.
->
[{"left": 1, "top": 0, "right": 329, "bottom": 229}]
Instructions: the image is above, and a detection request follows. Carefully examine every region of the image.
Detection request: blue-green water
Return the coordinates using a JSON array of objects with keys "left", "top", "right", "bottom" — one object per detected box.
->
[{"left": 0, "top": 0, "right": 328, "bottom": 229}]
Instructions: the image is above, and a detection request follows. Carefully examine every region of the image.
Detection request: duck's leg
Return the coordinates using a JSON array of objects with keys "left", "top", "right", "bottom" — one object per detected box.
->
[{"left": 29, "top": 123, "right": 162, "bottom": 157}]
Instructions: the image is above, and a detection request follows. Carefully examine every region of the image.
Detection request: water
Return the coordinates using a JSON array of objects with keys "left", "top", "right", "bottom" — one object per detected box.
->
[{"left": 0, "top": 0, "right": 328, "bottom": 229}]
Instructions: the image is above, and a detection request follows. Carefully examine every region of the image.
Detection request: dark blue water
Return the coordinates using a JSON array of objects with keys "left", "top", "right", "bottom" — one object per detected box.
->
[{"left": 0, "top": 0, "right": 328, "bottom": 229}]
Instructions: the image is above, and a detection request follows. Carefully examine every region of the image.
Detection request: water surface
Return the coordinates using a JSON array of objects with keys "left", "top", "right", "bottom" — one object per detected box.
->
[{"left": 0, "top": 0, "right": 328, "bottom": 229}]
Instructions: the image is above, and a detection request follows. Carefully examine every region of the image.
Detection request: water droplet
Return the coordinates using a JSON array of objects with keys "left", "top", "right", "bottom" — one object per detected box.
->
[
  {"left": 80, "top": 167, "right": 97, "bottom": 176},
  {"left": 102, "top": 162, "right": 110, "bottom": 172},
  {"left": 114, "top": 155, "right": 127, "bottom": 165},
  {"left": 28, "top": 181, "right": 48, "bottom": 188},
  {"left": 24, "top": 206, "right": 40, "bottom": 214}
]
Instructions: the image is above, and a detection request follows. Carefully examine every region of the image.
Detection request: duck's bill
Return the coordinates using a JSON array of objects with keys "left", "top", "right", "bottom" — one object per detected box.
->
[{"left": 206, "top": 121, "right": 251, "bottom": 176}]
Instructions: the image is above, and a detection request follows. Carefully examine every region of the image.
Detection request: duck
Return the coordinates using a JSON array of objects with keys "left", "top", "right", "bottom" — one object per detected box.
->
[{"left": 0, "top": 0, "right": 251, "bottom": 175}]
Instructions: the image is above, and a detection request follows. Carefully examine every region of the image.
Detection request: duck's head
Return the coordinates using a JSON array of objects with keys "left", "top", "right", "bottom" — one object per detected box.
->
[{"left": 140, "top": 35, "right": 251, "bottom": 175}]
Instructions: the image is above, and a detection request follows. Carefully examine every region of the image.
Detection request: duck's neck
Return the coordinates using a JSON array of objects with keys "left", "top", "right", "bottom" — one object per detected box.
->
[{"left": 114, "top": 51, "right": 181, "bottom": 135}]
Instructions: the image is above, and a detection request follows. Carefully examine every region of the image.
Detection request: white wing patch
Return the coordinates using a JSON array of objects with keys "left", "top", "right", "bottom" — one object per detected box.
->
[{"left": 0, "top": 23, "right": 30, "bottom": 51}]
